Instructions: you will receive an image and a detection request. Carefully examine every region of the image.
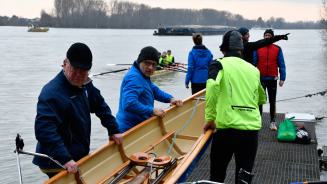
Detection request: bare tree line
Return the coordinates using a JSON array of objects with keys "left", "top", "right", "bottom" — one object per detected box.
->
[
  {"left": 39, "top": 0, "right": 109, "bottom": 28},
  {"left": 322, "top": 0, "right": 327, "bottom": 28},
  {"left": 37, "top": 0, "right": 321, "bottom": 29},
  {"left": 0, "top": 0, "right": 322, "bottom": 29}
]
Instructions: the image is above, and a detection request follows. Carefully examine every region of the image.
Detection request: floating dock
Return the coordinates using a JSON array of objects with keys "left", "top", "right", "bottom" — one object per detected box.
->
[{"left": 186, "top": 113, "right": 320, "bottom": 184}]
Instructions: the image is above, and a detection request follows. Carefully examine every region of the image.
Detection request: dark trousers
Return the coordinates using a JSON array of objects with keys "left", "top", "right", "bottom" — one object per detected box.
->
[
  {"left": 191, "top": 83, "right": 206, "bottom": 95},
  {"left": 259, "top": 80, "right": 277, "bottom": 122},
  {"left": 40, "top": 168, "right": 62, "bottom": 178},
  {"left": 210, "top": 129, "right": 258, "bottom": 183},
  {"left": 42, "top": 170, "right": 59, "bottom": 178}
]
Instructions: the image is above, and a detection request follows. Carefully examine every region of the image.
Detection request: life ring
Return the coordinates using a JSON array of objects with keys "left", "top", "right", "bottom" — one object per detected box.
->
[
  {"left": 129, "top": 152, "right": 150, "bottom": 165},
  {"left": 148, "top": 155, "right": 172, "bottom": 166}
]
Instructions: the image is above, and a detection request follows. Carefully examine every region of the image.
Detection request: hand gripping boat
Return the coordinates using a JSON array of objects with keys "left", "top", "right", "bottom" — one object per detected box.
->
[{"left": 45, "top": 90, "right": 212, "bottom": 184}]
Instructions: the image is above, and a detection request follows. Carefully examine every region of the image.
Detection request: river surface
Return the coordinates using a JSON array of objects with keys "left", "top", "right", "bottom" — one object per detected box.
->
[{"left": 0, "top": 26, "right": 326, "bottom": 183}]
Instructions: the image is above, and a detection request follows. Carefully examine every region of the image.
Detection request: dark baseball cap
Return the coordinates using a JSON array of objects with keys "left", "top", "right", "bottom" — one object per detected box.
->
[{"left": 66, "top": 42, "right": 92, "bottom": 70}]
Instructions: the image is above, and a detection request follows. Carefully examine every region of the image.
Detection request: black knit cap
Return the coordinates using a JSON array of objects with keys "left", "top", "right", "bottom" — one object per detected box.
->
[
  {"left": 238, "top": 27, "right": 249, "bottom": 36},
  {"left": 220, "top": 30, "right": 243, "bottom": 52},
  {"left": 264, "top": 29, "right": 274, "bottom": 36},
  {"left": 66, "top": 42, "right": 92, "bottom": 70},
  {"left": 137, "top": 46, "right": 160, "bottom": 64}
]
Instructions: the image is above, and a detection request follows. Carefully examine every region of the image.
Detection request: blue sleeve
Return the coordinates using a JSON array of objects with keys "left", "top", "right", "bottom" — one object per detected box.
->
[
  {"left": 35, "top": 95, "right": 72, "bottom": 164},
  {"left": 87, "top": 82, "right": 120, "bottom": 135},
  {"left": 122, "top": 75, "right": 153, "bottom": 116},
  {"left": 253, "top": 51, "right": 258, "bottom": 66},
  {"left": 277, "top": 48, "right": 286, "bottom": 81},
  {"left": 208, "top": 51, "right": 213, "bottom": 66},
  {"left": 185, "top": 51, "right": 194, "bottom": 85},
  {"left": 151, "top": 82, "right": 173, "bottom": 103}
]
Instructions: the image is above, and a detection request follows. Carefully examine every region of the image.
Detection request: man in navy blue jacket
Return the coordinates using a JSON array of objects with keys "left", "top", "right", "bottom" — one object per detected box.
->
[
  {"left": 116, "top": 46, "right": 183, "bottom": 133},
  {"left": 33, "top": 43, "right": 122, "bottom": 178}
]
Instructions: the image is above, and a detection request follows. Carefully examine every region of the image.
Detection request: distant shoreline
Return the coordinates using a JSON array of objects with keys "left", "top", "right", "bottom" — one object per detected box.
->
[
  {"left": 0, "top": 1, "right": 323, "bottom": 30},
  {"left": 0, "top": 25, "right": 324, "bottom": 30}
]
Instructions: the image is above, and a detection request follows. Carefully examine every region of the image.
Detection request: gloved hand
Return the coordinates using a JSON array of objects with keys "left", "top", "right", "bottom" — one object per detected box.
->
[{"left": 276, "top": 33, "right": 290, "bottom": 40}]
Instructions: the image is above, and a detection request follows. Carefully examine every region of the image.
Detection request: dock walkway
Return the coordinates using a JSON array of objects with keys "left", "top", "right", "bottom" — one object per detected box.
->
[{"left": 186, "top": 113, "right": 320, "bottom": 184}]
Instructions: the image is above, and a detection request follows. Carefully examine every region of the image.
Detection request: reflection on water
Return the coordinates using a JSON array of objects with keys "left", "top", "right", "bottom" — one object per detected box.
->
[{"left": 0, "top": 27, "right": 326, "bottom": 183}]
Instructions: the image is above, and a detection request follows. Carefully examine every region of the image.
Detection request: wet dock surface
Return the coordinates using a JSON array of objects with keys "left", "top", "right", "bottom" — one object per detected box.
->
[{"left": 186, "top": 113, "right": 320, "bottom": 184}]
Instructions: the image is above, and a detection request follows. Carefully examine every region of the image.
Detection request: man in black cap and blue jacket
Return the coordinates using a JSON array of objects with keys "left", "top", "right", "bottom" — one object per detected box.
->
[
  {"left": 33, "top": 42, "right": 123, "bottom": 178},
  {"left": 116, "top": 46, "right": 183, "bottom": 133}
]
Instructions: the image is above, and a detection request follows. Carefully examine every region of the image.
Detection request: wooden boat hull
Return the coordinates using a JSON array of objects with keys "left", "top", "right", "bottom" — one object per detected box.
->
[{"left": 45, "top": 90, "right": 211, "bottom": 184}]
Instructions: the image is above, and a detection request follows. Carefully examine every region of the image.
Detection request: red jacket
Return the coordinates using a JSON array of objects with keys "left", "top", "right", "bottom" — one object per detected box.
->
[{"left": 256, "top": 44, "right": 279, "bottom": 77}]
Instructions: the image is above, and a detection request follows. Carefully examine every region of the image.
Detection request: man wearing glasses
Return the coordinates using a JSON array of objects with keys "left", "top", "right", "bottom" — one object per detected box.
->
[
  {"left": 116, "top": 46, "right": 183, "bottom": 133},
  {"left": 33, "top": 43, "right": 122, "bottom": 178}
]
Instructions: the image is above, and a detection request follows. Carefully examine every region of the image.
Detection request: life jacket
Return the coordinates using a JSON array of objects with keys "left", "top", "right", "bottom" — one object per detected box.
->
[
  {"left": 159, "top": 56, "right": 168, "bottom": 65},
  {"left": 166, "top": 54, "right": 174, "bottom": 64},
  {"left": 257, "top": 44, "right": 279, "bottom": 77}
]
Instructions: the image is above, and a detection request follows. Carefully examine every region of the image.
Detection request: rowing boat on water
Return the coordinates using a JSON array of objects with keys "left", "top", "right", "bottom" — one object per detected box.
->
[
  {"left": 45, "top": 90, "right": 212, "bottom": 184},
  {"left": 152, "top": 69, "right": 175, "bottom": 77},
  {"left": 27, "top": 26, "right": 49, "bottom": 32}
]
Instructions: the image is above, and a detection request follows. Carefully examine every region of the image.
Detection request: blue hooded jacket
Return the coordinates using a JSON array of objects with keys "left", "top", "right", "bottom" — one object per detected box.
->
[
  {"left": 116, "top": 62, "right": 173, "bottom": 132},
  {"left": 185, "top": 45, "right": 213, "bottom": 85},
  {"left": 33, "top": 71, "right": 119, "bottom": 169}
]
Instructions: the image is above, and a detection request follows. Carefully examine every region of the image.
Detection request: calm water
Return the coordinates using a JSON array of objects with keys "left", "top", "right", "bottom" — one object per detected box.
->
[{"left": 0, "top": 26, "right": 326, "bottom": 183}]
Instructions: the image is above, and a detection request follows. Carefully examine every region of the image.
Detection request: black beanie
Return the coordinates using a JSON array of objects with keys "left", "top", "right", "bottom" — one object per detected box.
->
[
  {"left": 264, "top": 29, "right": 274, "bottom": 36},
  {"left": 66, "top": 42, "right": 92, "bottom": 70},
  {"left": 238, "top": 27, "right": 249, "bottom": 36},
  {"left": 137, "top": 46, "right": 160, "bottom": 64},
  {"left": 220, "top": 30, "right": 243, "bottom": 52}
]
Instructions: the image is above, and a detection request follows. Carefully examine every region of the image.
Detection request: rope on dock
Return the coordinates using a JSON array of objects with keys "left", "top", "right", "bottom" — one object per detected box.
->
[
  {"left": 276, "top": 89, "right": 327, "bottom": 102},
  {"left": 166, "top": 98, "right": 200, "bottom": 155}
]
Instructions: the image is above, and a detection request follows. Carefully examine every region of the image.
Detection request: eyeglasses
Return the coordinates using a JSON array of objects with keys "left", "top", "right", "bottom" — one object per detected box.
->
[
  {"left": 66, "top": 60, "right": 90, "bottom": 75},
  {"left": 143, "top": 60, "right": 157, "bottom": 68}
]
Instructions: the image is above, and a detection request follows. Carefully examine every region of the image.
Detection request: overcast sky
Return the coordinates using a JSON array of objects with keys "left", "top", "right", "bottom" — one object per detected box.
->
[{"left": 0, "top": 0, "right": 323, "bottom": 22}]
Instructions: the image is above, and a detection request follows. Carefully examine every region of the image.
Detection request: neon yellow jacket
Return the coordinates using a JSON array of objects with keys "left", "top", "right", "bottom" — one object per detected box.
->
[
  {"left": 166, "top": 54, "right": 174, "bottom": 64},
  {"left": 205, "top": 57, "right": 266, "bottom": 130},
  {"left": 159, "top": 56, "right": 168, "bottom": 66},
  {"left": 159, "top": 55, "right": 174, "bottom": 66}
]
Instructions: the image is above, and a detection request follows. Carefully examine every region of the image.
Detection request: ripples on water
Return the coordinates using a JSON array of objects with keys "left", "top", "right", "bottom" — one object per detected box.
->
[{"left": 0, "top": 27, "right": 326, "bottom": 183}]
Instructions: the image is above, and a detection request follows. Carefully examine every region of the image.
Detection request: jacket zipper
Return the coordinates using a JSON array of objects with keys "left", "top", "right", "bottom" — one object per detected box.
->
[
  {"left": 266, "top": 47, "right": 269, "bottom": 75},
  {"left": 231, "top": 105, "right": 256, "bottom": 110}
]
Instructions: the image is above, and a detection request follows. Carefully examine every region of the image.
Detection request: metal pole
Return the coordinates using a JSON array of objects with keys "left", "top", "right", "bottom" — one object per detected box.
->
[
  {"left": 15, "top": 150, "right": 23, "bottom": 184},
  {"left": 18, "top": 150, "right": 65, "bottom": 169},
  {"left": 14, "top": 134, "right": 65, "bottom": 183}
]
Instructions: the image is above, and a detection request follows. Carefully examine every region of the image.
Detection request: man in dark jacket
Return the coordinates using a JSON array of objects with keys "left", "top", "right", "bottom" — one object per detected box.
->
[
  {"left": 238, "top": 27, "right": 289, "bottom": 64},
  {"left": 33, "top": 43, "right": 123, "bottom": 178}
]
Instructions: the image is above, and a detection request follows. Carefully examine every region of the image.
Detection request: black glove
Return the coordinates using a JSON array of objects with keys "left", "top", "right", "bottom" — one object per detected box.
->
[{"left": 275, "top": 33, "right": 289, "bottom": 40}]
